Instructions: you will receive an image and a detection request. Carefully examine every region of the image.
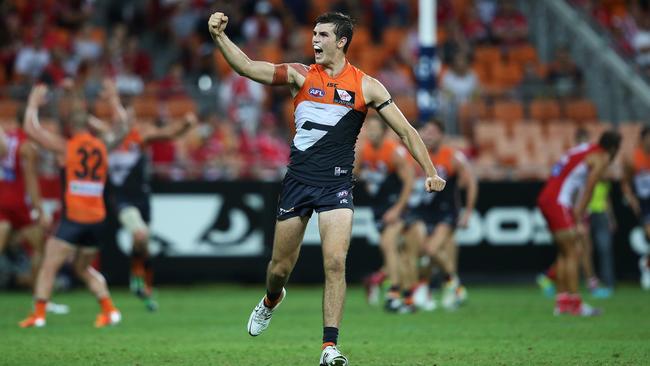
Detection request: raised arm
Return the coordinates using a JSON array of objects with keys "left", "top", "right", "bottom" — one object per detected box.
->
[
  {"left": 208, "top": 12, "right": 307, "bottom": 90},
  {"left": 141, "top": 112, "right": 198, "bottom": 143},
  {"left": 99, "top": 79, "right": 131, "bottom": 151},
  {"left": 621, "top": 157, "right": 641, "bottom": 216},
  {"left": 20, "top": 142, "right": 48, "bottom": 226},
  {"left": 362, "top": 75, "right": 445, "bottom": 192},
  {"left": 454, "top": 151, "right": 478, "bottom": 228},
  {"left": 24, "top": 85, "right": 67, "bottom": 156}
]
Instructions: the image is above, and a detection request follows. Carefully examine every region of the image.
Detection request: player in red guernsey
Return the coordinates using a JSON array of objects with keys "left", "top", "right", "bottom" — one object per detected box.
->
[
  {"left": 0, "top": 111, "right": 50, "bottom": 280},
  {"left": 622, "top": 126, "right": 650, "bottom": 290},
  {"left": 538, "top": 130, "right": 621, "bottom": 316}
]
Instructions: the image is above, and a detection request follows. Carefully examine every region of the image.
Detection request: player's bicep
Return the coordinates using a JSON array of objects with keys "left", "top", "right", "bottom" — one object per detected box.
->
[{"left": 363, "top": 76, "right": 412, "bottom": 138}]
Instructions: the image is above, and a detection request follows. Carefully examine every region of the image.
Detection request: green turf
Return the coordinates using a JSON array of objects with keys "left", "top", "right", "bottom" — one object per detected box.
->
[{"left": 1, "top": 285, "right": 648, "bottom": 365}]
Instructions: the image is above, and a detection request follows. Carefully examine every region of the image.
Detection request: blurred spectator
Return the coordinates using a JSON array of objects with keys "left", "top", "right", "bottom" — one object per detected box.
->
[
  {"left": 219, "top": 71, "right": 265, "bottom": 136},
  {"left": 42, "top": 47, "right": 70, "bottom": 86},
  {"left": 376, "top": 59, "right": 415, "bottom": 97},
  {"left": 242, "top": 1, "right": 283, "bottom": 45},
  {"left": 546, "top": 47, "right": 584, "bottom": 99},
  {"left": 250, "top": 113, "right": 290, "bottom": 180},
  {"left": 440, "top": 22, "right": 471, "bottom": 65},
  {"left": 491, "top": 0, "right": 528, "bottom": 47},
  {"left": 476, "top": 0, "right": 498, "bottom": 25},
  {"left": 462, "top": 5, "right": 491, "bottom": 46},
  {"left": 122, "top": 37, "right": 152, "bottom": 80},
  {"left": 170, "top": 2, "right": 200, "bottom": 41},
  {"left": 440, "top": 53, "right": 479, "bottom": 129},
  {"left": 370, "top": 0, "right": 410, "bottom": 41},
  {"left": 517, "top": 62, "right": 549, "bottom": 104},
  {"left": 632, "top": 12, "right": 650, "bottom": 76},
  {"left": 159, "top": 62, "right": 189, "bottom": 100},
  {"left": 14, "top": 36, "right": 51, "bottom": 79},
  {"left": 73, "top": 23, "right": 103, "bottom": 63}
]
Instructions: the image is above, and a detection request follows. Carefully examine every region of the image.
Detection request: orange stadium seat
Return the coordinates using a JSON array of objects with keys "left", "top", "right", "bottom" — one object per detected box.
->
[
  {"left": 167, "top": 98, "right": 197, "bottom": 119},
  {"left": 508, "top": 44, "right": 538, "bottom": 66},
  {"left": 474, "top": 46, "right": 502, "bottom": 66},
  {"left": 260, "top": 44, "right": 283, "bottom": 64},
  {"left": 529, "top": 99, "right": 561, "bottom": 123},
  {"left": 546, "top": 120, "right": 577, "bottom": 149},
  {"left": 0, "top": 99, "right": 20, "bottom": 120},
  {"left": 459, "top": 100, "right": 492, "bottom": 124},
  {"left": 490, "top": 61, "right": 523, "bottom": 90},
  {"left": 493, "top": 100, "right": 524, "bottom": 126},
  {"left": 382, "top": 27, "right": 408, "bottom": 55},
  {"left": 132, "top": 96, "right": 159, "bottom": 120},
  {"left": 565, "top": 99, "right": 598, "bottom": 123},
  {"left": 474, "top": 121, "right": 506, "bottom": 152}
]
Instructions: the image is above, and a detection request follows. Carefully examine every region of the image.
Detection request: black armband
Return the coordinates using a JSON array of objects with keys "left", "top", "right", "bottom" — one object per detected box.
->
[{"left": 376, "top": 98, "right": 394, "bottom": 111}]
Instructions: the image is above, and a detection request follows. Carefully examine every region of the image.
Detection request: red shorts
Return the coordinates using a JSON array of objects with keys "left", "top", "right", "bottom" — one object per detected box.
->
[
  {"left": 0, "top": 204, "right": 33, "bottom": 230},
  {"left": 538, "top": 200, "right": 575, "bottom": 233}
]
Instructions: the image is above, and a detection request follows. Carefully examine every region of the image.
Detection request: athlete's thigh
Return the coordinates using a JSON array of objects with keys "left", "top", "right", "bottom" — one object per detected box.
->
[
  {"left": 553, "top": 228, "right": 579, "bottom": 254},
  {"left": 17, "top": 224, "right": 45, "bottom": 251},
  {"left": 380, "top": 220, "right": 404, "bottom": 247},
  {"left": 424, "top": 223, "right": 453, "bottom": 254},
  {"left": 318, "top": 208, "right": 353, "bottom": 256},
  {"left": 271, "top": 215, "right": 310, "bottom": 260},
  {"left": 73, "top": 246, "right": 99, "bottom": 271},
  {"left": 0, "top": 220, "right": 11, "bottom": 248},
  {"left": 42, "top": 237, "right": 76, "bottom": 268}
]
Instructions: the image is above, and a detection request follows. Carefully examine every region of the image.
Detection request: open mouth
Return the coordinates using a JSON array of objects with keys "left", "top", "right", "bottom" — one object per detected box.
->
[{"left": 314, "top": 46, "right": 323, "bottom": 56}]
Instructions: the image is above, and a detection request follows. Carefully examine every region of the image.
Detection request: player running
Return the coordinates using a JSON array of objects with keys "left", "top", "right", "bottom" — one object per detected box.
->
[
  {"left": 19, "top": 82, "right": 128, "bottom": 328},
  {"left": 402, "top": 120, "right": 477, "bottom": 311},
  {"left": 537, "top": 130, "right": 621, "bottom": 316},
  {"left": 95, "top": 106, "right": 197, "bottom": 311},
  {"left": 355, "top": 115, "right": 414, "bottom": 309},
  {"left": 622, "top": 126, "right": 650, "bottom": 290},
  {"left": 209, "top": 11, "right": 445, "bottom": 365}
]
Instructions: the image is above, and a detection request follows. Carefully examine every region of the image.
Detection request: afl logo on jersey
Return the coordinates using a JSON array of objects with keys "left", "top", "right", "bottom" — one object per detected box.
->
[
  {"left": 309, "top": 88, "right": 325, "bottom": 98},
  {"left": 334, "top": 88, "right": 355, "bottom": 107}
]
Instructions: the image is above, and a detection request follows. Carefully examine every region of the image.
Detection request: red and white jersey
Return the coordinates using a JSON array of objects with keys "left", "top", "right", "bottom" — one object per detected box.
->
[
  {"left": 539, "top": 143, "right": 604, "bottom": 208},
  {"left": 0, "top": 128, "right": 27, "bottom": 207}
]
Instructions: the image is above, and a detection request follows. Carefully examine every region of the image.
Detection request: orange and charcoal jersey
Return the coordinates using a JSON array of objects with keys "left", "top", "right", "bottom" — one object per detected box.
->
[
  {"left": 633, "top": 147, "right": 650, "bottom": 201},
  {"left": 408, "top": 145, "right": 461, "bottom": 214},
  {"left": 62, "top": 132, "right": 108, "bottom": 224},
  {"left": 288, "top": 61, "right": 368, "bottom": 187},
  {"left": 359, "top": 138, "right": 406, "bottom": 211}
]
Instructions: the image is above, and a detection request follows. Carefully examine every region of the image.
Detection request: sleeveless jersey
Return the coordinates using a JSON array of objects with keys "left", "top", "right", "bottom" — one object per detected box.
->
[
  {"left": 360, "top": 138, "right": 405, "bottom": 205},
  {"left": 409, "top": 145, "right": 461, "bottom": 212},
  {"left": 288, "top": 61, "right": 368, "bottom": 186},
  {"left": 108, "top": 128, "right": 150, "bottom": 198},
  {"left": 0, "top": 129, "right": 27, "bottom": 207},
  {"left": 539, "top": 143, "right": 604, "bottom": 208},
  {"left": 63, "top": 132, "right": 108, "bottom": 223},
  {"left": 632, "top": 147, "right": 650, "bottom": 200}
]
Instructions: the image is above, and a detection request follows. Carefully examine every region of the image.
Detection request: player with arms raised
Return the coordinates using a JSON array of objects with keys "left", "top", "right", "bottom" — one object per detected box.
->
[
  {"left": 537, "top": 130, "right": 621, "bottom": 316},
  {"left": 19, "top": 82, "right": 128, "bottom": 328},
  {"left": 209, "top": 11, "right": 445, "bottom": 366}
]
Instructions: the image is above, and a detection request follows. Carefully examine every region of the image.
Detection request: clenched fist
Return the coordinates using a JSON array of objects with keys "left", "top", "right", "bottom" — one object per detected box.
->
[
  {"left": 425, "top": 175, "right": 446, "bottom": 192},
  {"left": 208, "top": 12, "right": 229, "bottom": 40},
  {"left": 27, "top": 85, "right": 48, "bottom": 107}
]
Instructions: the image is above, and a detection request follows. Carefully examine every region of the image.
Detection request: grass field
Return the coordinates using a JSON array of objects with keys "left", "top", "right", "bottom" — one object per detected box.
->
[{"left": 1, "top": 285, "right": 649, "bottom": 366}]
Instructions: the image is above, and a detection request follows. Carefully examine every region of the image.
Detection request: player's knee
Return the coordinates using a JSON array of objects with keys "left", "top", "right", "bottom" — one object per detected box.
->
[
  {"left": 269, "top": 259, "right": 292, "bottom": 279},
  {"left": 323, "top": 255, "right": 346, "bottom": 275},
  {"left": 119, "top": 206, "right": 148, "bottom": 237}
]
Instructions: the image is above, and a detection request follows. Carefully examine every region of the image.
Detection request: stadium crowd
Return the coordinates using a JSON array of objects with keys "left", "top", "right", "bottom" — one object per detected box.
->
[{"left": 0, "top": 0, "right": 644, "bottom": 183}]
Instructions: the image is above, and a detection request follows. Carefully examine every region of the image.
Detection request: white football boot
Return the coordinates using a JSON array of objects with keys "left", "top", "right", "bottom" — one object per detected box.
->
[
  {"left": 247, "top": 288, "right": 286, "bottom": 336},
  {"left": 320, "top": 345, "right": 349, "bottom": 366}
]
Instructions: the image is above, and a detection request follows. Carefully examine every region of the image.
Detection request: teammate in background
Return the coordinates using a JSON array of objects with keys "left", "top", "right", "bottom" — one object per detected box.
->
[
  {"left": 209, "top": 11, "right": 445, "bottom": 365},
  {"left": 92, "top": 106, "right": 198, "bottom": 311},
  {"left": 19, "top": 81, "right": 128, "bottom": 328},
  {"left": 401, "top": 120, "right": 477, "bottom": 311},
  {"left": 355, "top": 115, "right": 414, "bottom": 309},
  {"left": 537, "top": 130, "right": 621, "bottom": 316},
  {"left": 622, "top": 126, "right": 650, "bottom": 290}
]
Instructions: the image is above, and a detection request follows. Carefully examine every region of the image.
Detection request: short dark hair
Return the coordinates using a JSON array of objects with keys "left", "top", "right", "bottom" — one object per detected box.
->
[
  {"left": 598, "top": 130, "right": 621, "bottom": 152},
  {"left": 315, "top": 12, "right": 355, "bottom": 53}
]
